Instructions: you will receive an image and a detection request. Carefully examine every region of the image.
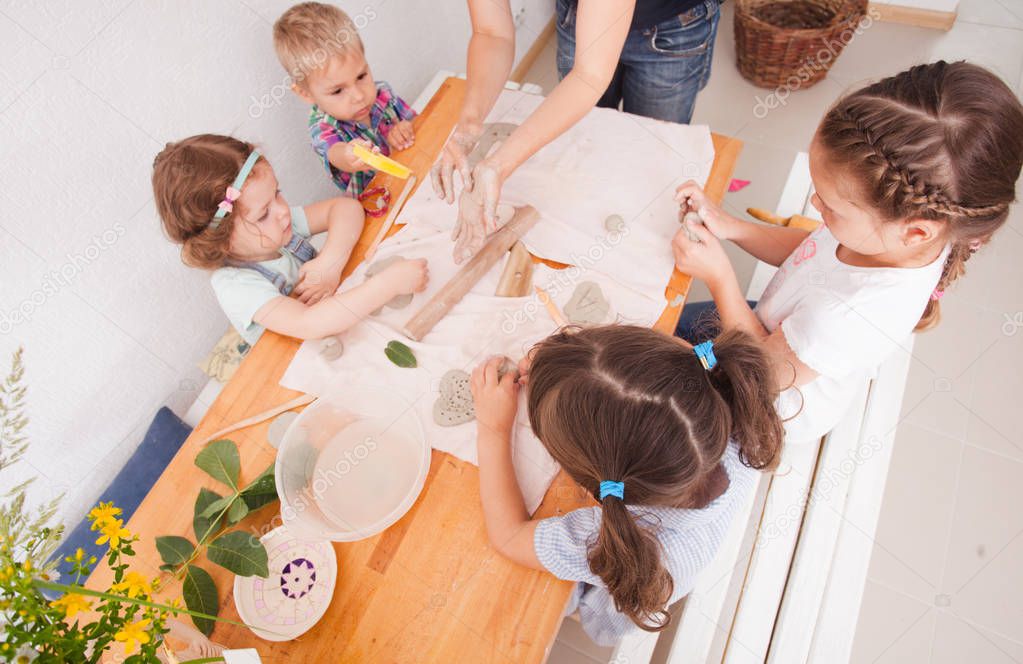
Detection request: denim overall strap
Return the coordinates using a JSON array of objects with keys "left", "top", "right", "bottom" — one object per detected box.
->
[{"left": 233, "top": 234, "right": 319, "bottom": 297}]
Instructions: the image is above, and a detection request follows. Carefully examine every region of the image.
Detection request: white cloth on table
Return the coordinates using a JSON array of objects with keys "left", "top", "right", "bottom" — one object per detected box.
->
[
  {"left": 280, "top": 219, "right": 667, "bottom": 513},
  {"left": 398, "top": 89, "right": 716, "bottom": 299}
]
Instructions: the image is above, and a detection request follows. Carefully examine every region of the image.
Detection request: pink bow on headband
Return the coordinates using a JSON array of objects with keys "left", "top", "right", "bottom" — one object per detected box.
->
[{"left": 217, "top": 186, "right": 242, "bottom": 214}]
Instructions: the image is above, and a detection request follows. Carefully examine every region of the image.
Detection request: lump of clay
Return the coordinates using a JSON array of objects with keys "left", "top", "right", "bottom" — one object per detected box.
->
[
  {"left": 565, "top": 281, "right": 610, "bottom": 325},
  {"left": 433, "top": 370, "right": 475, "bottom": 427},
  {"left": 320, "top": 336, "right": 344, "bottom": 361},
  {"left": 604, "top": 214, "right": 625, "bottom": 233},
  {"left": 365, "top": 255, "right": 414, "bottom": 312}
]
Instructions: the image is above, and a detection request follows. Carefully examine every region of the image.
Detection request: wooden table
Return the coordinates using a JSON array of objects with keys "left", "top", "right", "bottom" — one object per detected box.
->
[{"left": 89, "top": 77, "right": 740, "bottom": 663}]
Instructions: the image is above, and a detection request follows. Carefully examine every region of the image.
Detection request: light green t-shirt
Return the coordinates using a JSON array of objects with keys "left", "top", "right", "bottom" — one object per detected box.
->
[{"left": 210, "top": 206, "right": 311, "bottom": 345}]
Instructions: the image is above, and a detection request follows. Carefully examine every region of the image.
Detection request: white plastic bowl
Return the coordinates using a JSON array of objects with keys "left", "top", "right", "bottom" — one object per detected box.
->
[{"left": 275, "top": 387, "right": 430, "bottom": 542}]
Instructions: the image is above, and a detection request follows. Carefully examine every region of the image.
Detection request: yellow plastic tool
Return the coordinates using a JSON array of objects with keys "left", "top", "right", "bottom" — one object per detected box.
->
[{"left": 353, "top": 144, "right": 412, "bottom": 180}]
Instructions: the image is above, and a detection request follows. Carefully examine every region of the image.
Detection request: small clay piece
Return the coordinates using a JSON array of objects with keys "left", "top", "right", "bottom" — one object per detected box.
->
[
  {"left": 669, "top": 293, "right": 685, "bottom": 308},
  {"left": 433, "top": 370, "right": 475, "bottom": 426},
  {"left": 564, "top": 281, "right": 610, "bottom": 325},
  {"left": 319, "top": 336, "right": 344, "bottom": 361},
  {"left": 365, "top": 255, "right": 415, "bottom": 312},
  {"left": 604, "top": 214, "right": 626, "bottom": 234},
  {"left": 680, "top": 209, "right": 703, "bottom": 243},
  {"left": 267, "top": 411, "right": 299, "bottom": 449}
]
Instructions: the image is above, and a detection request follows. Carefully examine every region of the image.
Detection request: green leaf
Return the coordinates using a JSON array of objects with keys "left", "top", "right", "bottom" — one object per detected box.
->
[
  {"left": 385, "top": 340, "right": 417, "bottom": 368},
  {"left": 193, "top": 488, "right": 224, "bottom": 541},
  {"left": 159, "top": 563, "right": 177, "bottom": 573},
  {"left": 240, "top": 462, "right": 276, "bottom": 496},
  {"left": 155, "top": 535, "right": 195, "bottom": 566},
  {"left": 241, "top": 490, "right": 278, "bottom": 512},
  {"left": 195, "top": 439, "right": 240, "bottom": 490},
  {"left": 207, "top": 531, "right": 269, "bottom": 578},
  {"left": 200, "top": 495, "right": 234, "bottom": 520},
  {"left": 226, "top": 498, "right": 249, "bottom": 524},
  {"left": 182, "top": 565, "right": 219, "bottom": 636}
]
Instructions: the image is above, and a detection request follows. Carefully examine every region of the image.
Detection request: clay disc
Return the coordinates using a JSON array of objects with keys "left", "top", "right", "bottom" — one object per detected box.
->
[
  {"left": 564, "top": 281, "right": 610, "bottom": 325},
  {"left": 319, "top": 337, "right": 344, "bottom": 361},
  {"left": 433, "top": 370, "right": 475, "bottom": 427},
  {"left": 267, "top": 411, "right": 299, "bottom": 449},
  {"left": 604, "top": 214, "right": 625, "bottom": 233},
  {"left": 365, "top": 255, "right": 414, "bottom": 310}
]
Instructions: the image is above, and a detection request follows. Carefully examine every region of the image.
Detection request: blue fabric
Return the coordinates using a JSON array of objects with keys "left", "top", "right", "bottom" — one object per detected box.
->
[
  {"left": 555, "top": 0, "right": 722, "bottom": 124},
  {"left": 48, "top": 407, "right": 192, "bottom": 583},
  {"left": 674, "top": 300, "right": 759, "bottom": 342}
]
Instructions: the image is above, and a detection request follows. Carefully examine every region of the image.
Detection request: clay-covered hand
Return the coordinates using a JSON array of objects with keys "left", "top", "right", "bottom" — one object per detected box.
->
[
  {"left": 386, "top": 120, "right": 415, "bottom": 152},
  {"left": 671, "top": 220, "right": 733, "bottom": 288},
  {"left": 451, "top": 160, "right": 503, "bottom": 264},
  {"left": 674, "top": 180, "right": 737, "bottom": 240},
  {"left": 431, "top": 124, "right": 482, "bottom": 203},
  {"left": 294, "top": 255, "right": 343, "bottom": 305},
  {"left": 470, "top": 355, "right": 520, "bottom": 437},
  {"left": 378, "top": 257, "right": 430, "bottom": 295}
]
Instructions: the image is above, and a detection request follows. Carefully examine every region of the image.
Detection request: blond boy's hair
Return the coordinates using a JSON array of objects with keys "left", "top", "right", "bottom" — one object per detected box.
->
[{"left": 273, "top": 2, "right": 364, "bottom": 84}]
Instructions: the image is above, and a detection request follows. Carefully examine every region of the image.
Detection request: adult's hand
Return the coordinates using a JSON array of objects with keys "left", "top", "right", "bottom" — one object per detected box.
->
[
  {"left": 452, "top": 160, "right": 502, "bottom": 263},
  {"left": 431, "top": 124, "right": 483, "bottom": 203}
]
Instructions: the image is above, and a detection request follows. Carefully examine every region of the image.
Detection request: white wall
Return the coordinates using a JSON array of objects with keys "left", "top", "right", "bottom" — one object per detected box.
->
[{"left": 0, "top": 0, "right": 552, "bottom": 526}]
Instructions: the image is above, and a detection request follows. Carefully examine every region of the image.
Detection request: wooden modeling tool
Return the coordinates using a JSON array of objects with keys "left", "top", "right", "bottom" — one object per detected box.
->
[
  {"left": 747, "top": 207, "right": 820, "bottom": 232},
  {"left": 353, "top": 144, "right": 412, "bottom": 179},
  {"left": 365, "top": 174, "right": 418, "bottom": 260},
  {"left": 494, "top": 241, "right": 534, "bottom": 297},
  {"left": 202, "top": 393, "right": 315, "bottom": 445},
  {"left": 535, "top": 286, "right": 569, "bottom": 327},
  {"left": 402, "top": 206, "right": 540, "bottom": 341}
]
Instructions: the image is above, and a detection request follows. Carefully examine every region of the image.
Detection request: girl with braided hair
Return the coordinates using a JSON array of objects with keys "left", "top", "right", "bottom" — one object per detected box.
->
[
  {"left": 469, "top": 326, "right": 784, "bottom": 645},
  {"left": 671, "top": 61, "right": 1023, "bottom": 441}
]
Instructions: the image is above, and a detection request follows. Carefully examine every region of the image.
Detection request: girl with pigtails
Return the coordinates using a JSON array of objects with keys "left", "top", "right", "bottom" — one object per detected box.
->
[{"left": 469, "top": 326, "right": 784, "bottom": 645}]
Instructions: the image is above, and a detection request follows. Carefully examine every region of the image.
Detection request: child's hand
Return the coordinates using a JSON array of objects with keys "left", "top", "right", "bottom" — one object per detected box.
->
[
  {"left": 379, "top": 258, "right": 430, "bottom": 295},
  {"left": 387, "top": 120, "right": 415, "bottom": 151},
  {"left": 294, "top": 256, "right": 343, "bottom": 305},
  {"left": 674, "top": 181, "right": 737, "bottom": 240},
  {"left": 346, "top": 138, "right": 378, "bottom": 171},
  {"left": 672, "top": 221, "right": 733, "bottom": 289},
  {"left": 470, "top": 356, "right": 520, "bottom": 437}
]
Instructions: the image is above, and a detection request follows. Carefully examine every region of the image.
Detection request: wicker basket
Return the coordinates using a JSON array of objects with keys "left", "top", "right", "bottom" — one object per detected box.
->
[{"left": 734, "top": 0, "right": 868, "bottom": 89}]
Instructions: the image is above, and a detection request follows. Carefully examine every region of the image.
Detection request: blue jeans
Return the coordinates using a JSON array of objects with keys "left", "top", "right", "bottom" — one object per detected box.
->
[
  {"left": 555, "top": 0, "right": 722, "bottom": 124},
  {"left": 674, "top": 300, "right": 759, "bottom": 342}
]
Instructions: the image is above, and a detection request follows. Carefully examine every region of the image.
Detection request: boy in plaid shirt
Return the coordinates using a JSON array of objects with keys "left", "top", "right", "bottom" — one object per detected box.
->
[{"left": 274, "top": 2, "right": 417, "bottom": 197}]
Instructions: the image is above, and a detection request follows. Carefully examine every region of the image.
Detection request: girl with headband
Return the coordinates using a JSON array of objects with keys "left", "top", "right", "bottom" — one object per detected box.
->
[{"left": 152, "top": 134, "right": 428, "bottom": 345}]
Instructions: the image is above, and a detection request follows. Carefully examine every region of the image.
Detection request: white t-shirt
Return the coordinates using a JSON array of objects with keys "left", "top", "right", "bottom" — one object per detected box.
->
[{"left": 755, "top": 225, "right": 947, "bottom": 442}]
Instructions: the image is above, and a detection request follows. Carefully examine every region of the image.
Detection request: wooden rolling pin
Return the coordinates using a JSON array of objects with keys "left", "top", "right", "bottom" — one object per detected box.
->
[
  {"left": 402, "top": 205, "right": 540, "bottom": 341},
  {"left": 747, "top": 207, "right": 820, "bottom": 232},
  {"left": 494, "top": 241, "right": 534, "bottom": 297}
]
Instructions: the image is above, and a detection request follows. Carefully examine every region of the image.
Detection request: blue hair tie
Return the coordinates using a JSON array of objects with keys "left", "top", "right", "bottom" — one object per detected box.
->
[
  {"left": 693, "top": 340, "right": 717, "bottom": 371},
  {"left": 599, "top": 480, "right": 624, "bottom": 501}
]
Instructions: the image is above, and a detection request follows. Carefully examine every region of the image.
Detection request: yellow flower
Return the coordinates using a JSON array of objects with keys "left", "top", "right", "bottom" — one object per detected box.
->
[
  {"left": 88, "top": 501, "right": 122, "bottom": 526},
  {"left": 66, "top": 548, "right": 86, "bottom": 564},
  {"left": 49, "top": 593, "right": 91, "bottom": 619},
  {"left": 114, "top": 618, "right": 151, "bottom": 655},
  {"left": 21, "top": 560, "right": 31, "bottom": 572},
  {"left": 95, "top": 519, "right": 130, "bottom": 548},
  {"left": 111, "top": 571, "right": 152, "bottom": 599}
]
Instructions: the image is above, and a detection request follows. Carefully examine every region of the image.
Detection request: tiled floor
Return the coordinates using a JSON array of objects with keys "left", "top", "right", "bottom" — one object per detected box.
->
[{"left": 523, "top": 1, "right": 1023, "bottom": 661}]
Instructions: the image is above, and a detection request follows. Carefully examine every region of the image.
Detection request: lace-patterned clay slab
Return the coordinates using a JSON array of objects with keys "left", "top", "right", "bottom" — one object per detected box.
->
[
  {"left": 433, "top": 369, "right": 475, "bottom": 427},
  {"left": 233, "top": 526, "right": 337, "bottom": 642}
]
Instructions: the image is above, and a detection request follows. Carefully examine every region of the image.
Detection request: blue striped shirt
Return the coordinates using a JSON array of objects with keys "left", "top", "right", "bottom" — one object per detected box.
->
[{"left": 534, "top": 441, "right": 757, "bottom": 645}]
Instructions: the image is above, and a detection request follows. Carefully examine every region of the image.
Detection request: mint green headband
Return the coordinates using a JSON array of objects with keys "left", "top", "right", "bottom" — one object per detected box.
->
[{"left": 209, "top": 150, "right": 261, "bottom": 230}]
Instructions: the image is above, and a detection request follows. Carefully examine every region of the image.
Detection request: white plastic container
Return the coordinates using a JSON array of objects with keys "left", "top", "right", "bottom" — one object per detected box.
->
[{"left": 275, "top": 387, "right": 430, "bottom": 542}]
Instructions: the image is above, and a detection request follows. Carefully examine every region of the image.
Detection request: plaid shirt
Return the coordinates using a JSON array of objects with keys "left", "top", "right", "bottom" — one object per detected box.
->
[{"left": 308, "top": 81, "right": 416, "bottom": 197}]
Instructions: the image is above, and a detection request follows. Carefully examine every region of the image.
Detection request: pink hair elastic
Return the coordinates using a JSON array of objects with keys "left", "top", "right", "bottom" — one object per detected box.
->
[{"left": 931, "top": 288, "right": 945, "bottom": 301}]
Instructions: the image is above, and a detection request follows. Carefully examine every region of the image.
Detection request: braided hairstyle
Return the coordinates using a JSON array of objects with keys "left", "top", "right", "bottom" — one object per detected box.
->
[
  {"left": 818, "top": 61, "right": 1023, "bottom": 329},
  {"left": 152, "top": 134, "right": 265, "bottom": 269},
  {"left": 526, "top": 326, "right": 783, "bottom": 632}
]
